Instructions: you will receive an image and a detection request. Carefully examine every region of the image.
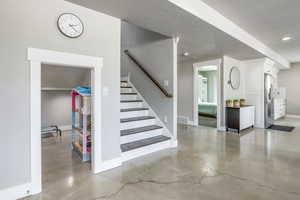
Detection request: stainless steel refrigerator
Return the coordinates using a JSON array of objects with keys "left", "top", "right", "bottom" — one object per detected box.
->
[{"left": 264, "top": 74, "right": 275, "bottom": 128}]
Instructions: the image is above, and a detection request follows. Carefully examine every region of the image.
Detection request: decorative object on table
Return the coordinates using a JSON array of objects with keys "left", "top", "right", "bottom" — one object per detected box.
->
[
  {"left": 240, "top": 99, "right": 246, "bottom": 107},
  {"left": 72, "top": 86, "right": 91, "bottom": 162},
  {"left": 233, "top": 99, "right": 240, "bottom": 108},
  {"left": 226, "top": 99, "right": 233, "bottom": 107},
  {"left": 57, "top": 13, "right": 84, "bottom": 38},
  {"left": 228, "top": 66, "right": 240, "bottom": 90}
]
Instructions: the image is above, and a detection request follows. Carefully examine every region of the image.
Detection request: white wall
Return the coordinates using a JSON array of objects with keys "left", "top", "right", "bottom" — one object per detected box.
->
[
  {"left": 223, "top": 56, "right": 246, "bottom": 101},
  {"left": 243, "top": 59, "right": 265, "bottom": 128},
  {"left": 177, "top": 60, "right": 195, "bottom": 122},
  {"left": 0, "top": 0, "right": 120, "bottom": 190},
  {"left": 278, "top": 63, "right": 300, "bottom": 115},
  {"left": 121, "top": 22, "right": 177, "bottom": 135}
]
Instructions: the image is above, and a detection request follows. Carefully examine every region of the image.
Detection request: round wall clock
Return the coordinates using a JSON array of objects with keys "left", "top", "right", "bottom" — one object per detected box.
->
[{"left": 57, "top": 13, "right": 84, "bottom": 38}]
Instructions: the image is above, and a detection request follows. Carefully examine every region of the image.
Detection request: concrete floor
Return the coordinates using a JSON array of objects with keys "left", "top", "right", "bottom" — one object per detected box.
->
[{"left": 24, "top": 117, "right": 300, "bottom": 200}]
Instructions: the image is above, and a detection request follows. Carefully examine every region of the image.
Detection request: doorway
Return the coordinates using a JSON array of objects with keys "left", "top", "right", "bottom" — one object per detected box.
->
[
  {"left": 41, "top": 64, "right": 92, "bottom": 190},
  {"left": 28, "top": 48, "right": 103, "bottom": 195},
  {"left": 193, "top": 59, "right": 222, "bottom": 129}
]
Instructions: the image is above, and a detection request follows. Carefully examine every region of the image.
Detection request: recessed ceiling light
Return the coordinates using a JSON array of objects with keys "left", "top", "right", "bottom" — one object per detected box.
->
[
  {"left": 183, "top": 52, "right": 189, "bottom": 56},
  {"left": 282, "top": 36, "right": 292, "bottom": 41}
]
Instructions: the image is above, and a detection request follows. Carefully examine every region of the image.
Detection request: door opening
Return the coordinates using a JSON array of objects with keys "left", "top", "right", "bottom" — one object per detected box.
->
[
  {"left": 193, "top": 60, "right": 222, "bottom": 130},
  {"left": 28, "top": 48, "right": 103, "bottom": 195}
]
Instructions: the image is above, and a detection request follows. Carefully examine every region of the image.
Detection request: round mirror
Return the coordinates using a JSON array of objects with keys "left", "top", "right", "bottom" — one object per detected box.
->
[{"left": 229, "top": 66, "right": 240, "bottom": 90}]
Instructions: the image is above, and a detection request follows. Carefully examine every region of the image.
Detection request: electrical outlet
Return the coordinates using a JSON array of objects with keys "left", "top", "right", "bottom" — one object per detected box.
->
[{"left": 164, "top": 116, "right": 168, "bottom": 123}]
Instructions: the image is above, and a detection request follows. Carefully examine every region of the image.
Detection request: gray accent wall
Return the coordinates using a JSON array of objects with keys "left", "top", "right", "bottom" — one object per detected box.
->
[
  {"left": 278, "top": 63, "right": 300, "bottom": 115},
  {"left": 0, "top": 0, "right": 120, "bottom": 190},
  {"left": 121, "top": 22, "right": 176, "bottom": 134}
]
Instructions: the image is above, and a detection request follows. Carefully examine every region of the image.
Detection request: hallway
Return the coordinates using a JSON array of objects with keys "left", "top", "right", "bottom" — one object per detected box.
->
[{"left": 26, "top": 118, "right": 300, "bottom": 200}]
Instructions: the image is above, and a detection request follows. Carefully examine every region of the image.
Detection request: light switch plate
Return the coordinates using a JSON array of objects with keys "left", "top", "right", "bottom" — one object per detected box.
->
[
  {"left": 164, "top": 80, "right": 169, "bottom": 87},
  {"left": 103, "top": 87, "right": 109, "bottom": 96},
  {"left": 164, "top": 116, "right": 168, "bottom": 123}
]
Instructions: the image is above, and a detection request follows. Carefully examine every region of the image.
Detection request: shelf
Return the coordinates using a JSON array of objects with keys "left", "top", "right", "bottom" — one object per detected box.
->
[
  {"left": 41, "top": 87, "right": 72, "bottom": 91},
  {"left": 72, "top": 142, "right": 91, "bottom": 162},
  {"left": 73, "top": 109, "right": 91, "bottom": 116},
  {"left": 72, "top": 126, "right": 91, "bottom": 135}
]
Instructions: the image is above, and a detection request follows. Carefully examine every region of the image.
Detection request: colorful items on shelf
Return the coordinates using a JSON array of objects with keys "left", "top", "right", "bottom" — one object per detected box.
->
[{"left": 71, "top": 86, "right": 92, "bottom": 162}]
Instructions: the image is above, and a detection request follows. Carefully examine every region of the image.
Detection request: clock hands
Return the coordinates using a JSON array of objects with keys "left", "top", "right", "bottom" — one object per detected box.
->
[
  {"left": 69, "top": 24, "right": 79, "bottom": 33},
  {"left": 69, "top": 23, "right": 80, "bottom": 27}
]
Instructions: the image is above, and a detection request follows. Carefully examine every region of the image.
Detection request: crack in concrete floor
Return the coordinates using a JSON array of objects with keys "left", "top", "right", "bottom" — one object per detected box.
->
[{"left": 91, "top": 169, "right": 300, "bottom": 200}]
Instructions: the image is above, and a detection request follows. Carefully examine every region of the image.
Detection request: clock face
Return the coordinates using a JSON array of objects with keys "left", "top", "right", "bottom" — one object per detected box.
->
[{"left": 57, "top": 13, "right": 84, "bottom": 38}]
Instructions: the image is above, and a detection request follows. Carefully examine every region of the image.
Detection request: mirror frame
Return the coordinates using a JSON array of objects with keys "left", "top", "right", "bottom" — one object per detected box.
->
[{"left": 228, "top": 66, "right": 240, "bottom": 90}]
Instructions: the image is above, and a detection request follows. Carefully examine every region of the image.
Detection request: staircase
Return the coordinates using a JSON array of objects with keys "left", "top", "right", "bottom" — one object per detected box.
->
[{"left": 120, "top": 80, "right": 171, "bottom": 161}]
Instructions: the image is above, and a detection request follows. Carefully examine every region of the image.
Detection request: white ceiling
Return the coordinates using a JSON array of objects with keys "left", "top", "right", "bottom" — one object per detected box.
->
[
  {"left": 67, "top": 0, "right": 265, "bottom": 62},
  {"left": 201, "top": 0, "right": 300, "bottom": 63}
]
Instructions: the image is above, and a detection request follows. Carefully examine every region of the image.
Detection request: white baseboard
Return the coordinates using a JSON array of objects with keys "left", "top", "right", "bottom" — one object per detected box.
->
[
  {"left": 286, "top": 114, "right": 300, "bottom": 119},
  {"left": 171, "top": 140, "right": 178, "bottom": 148},
  {"left": 218, "top": 126, "right": 226, "bottom": 131},
  {"left": 93, "top": 157, "right": 122, "bottom": 174},
  {"left": 0, "top": 183, "right": 31, "bottom": 200},
  {"left": 178, "top": 116, "right": 195, "bottom": 126}
]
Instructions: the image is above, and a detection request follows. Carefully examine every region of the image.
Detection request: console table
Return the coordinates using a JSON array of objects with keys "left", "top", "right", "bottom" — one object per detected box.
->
[{"left": 226, "top": 105, "right": 255, "bottom": 133}]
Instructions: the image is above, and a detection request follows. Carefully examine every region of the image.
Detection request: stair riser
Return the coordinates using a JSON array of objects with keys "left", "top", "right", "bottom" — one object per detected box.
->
[
  {"left": 121, "top": 119, "right": 156, "bottom": 130},
  {"left": 121, "top": 102, "right": 143, "bottom": 109},
  {"left": 121, "top": 129, "right": 163, "bottom": 144},
  {"left": 120, "top": 82, "right": 129, "bottom": 87},
  {"left": 120, "top": 110, "right": 149, "bottom": 118},
  {"left": 122, "top": 140, "right": 171, "bottom": 162},
  {"left": 121, "top": 94, "right": 138, "bottom": 101},
  {"left": 121, "top": 88, "right": 134, "bottom": 93}
]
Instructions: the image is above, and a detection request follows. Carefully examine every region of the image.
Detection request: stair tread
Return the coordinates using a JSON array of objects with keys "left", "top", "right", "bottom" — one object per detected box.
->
[
  {"left": 121, "top": 100, "right": 143, "bottom": 103},
  {"left": 121, "top": 86, "right": 132, "bottom": 88},
  {"left": 121, "top": 116, "right": 155, "bottom": 123},
  {"left": 121, "top": 108, "right": 149, "bottom": 112},
  {"left": 121, "top": 125, "right": 163, "bottom": 136},
  {"left": 121, "top": 92, "right": 137, "bottom": 95},
  {"left": 121, "top": 135, "right": 170, "bottom": 152}
]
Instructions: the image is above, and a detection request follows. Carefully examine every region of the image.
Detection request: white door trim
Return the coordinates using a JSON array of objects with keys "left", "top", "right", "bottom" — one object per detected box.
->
[
  {"left": 193, "top": 59, "right": 222, "bottom": 130},
  {"left": 27, "top": 48, "right": 103, "bottom": 195}
]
